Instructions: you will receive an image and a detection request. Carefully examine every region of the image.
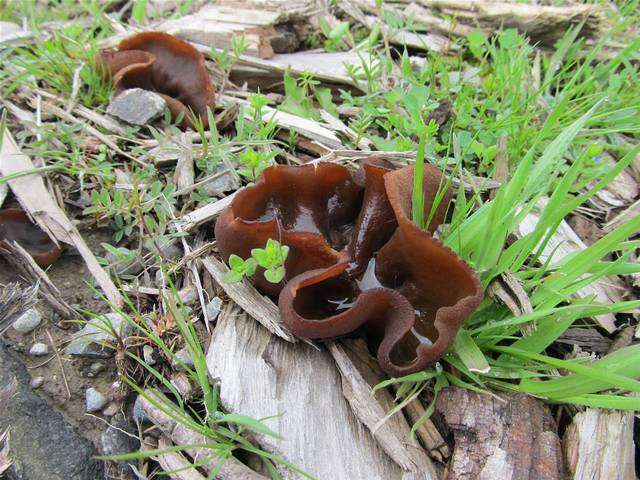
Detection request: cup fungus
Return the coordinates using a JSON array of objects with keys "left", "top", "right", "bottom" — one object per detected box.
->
[
  {"left": 215, "top": 159, "right": 483, "bottom": 376},
  {"left": 0, "top": 208, "right": 62, "bottom": 268},
  {"left": 97, "top": 32, "right": 216, "bottom": 129}
]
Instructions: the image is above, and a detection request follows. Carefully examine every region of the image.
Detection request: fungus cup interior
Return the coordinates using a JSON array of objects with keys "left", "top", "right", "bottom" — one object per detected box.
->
[
  {"left": 215, "top": 159, "right": 483, "bottom": 376},
  {"left": 97, "top": 32, "right": 216, "bottom": 129},
  {"left": 0, "top": 208, "right": 62, "bottom": 268}
]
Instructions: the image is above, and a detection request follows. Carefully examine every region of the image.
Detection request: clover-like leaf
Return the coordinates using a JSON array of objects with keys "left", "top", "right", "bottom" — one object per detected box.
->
[
  {"left": 243, "top": 257, "right": 258, "bottom": 276},
  {"left": 251, "top": 248, "right": 271, "bottom": 269},
  {"left": 223, "top": 269, "right": 243, "bottom": 283},
  {"left": 264, "top": 266, "right": 285, "bottom": 284},
  {"left": 228, "top": 254, "right": 245, "bottom": 272}
]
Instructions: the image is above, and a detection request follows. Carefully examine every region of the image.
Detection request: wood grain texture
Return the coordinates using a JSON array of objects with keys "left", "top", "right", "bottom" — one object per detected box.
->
[
  {"left": 436, "top": 387, "right": 563, "bottom": 480},
  {"left": 563, "top": 408, "right": 636, "bottom": 480},
  {"left": 206, "top": 307, "right": 416, "bottom": 480}
]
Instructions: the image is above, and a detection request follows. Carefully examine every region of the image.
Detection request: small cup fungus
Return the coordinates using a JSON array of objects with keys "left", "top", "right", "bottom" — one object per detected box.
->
[{"left": 215, "top": 159, "right": 483, "bottom": 376}]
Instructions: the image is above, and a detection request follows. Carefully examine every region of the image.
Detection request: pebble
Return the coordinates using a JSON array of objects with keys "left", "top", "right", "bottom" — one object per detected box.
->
[
  {"left": 29, "top": 342, "right": 49, "bottom": 356},
  {"left": 12, "top": 308, "right": 42, "bottom": 333},
  {"left": 102, "top": 402, "right": 120, "bottom": 417},
  {"left": 201, "top": 168, "right": 240, "bottom": 196},
  {"left": 106, "top": 88, "right": 167, "bottom": 126},
  {"left": 67, "top": 312, "right": 133, "bottom": 358},
  {"left": 30, "top": 376, "right": 45, "bottom": 389},
  {"left": 142, "top": 345, "right": 156, "bottom": 366},
  {"left": 171, "top": 347, "right": 194, "bottom": 370},
  {"left": 205, "top": 297, "right": 222, "bottom": 321},
  {"left": 86, "top": 388, "right": 107, "bottom": 413},
  {"left": 100, "top": 415, "right": 139, "bottom": 465}
]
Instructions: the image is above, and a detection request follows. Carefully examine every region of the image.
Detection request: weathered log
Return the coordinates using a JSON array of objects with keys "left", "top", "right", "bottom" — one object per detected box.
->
[
  {"left": 563, "top": 408, "right": 635, "bottom": 480},
  {"left": 436, "top": 387, "right": 563, "bottom": 480},
  {"left": 206, "top": 306, "right": 426, "bottom": 479}
]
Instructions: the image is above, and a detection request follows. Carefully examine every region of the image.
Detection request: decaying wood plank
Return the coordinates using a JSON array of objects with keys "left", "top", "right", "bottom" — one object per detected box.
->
[
  {"left": 517, "top": 199, "right": 624, "bottom": 333},
  {"left": 0, "top": 130, "right": 123, "bottom": 307},
  {"left": 173, "top": 134, "right": 195, "bottom": 191},
  {"left": 138, "top": 391, "right": 266, "bottom": 479},
  {"left": 436, "top": 387, "right": 563, "bottom": 480},
  {"left": 327, "top": 340, "right": 439, "bottom": 479},
  {"left": 206, "top": 307, "right": 416, "bottom": 480},
  {"left": 563, "top": 408, "right": 635, "bottom": 480},
  {"left": 603, "top": 197, "right": 640, "bottom": 233},
  {"left": 201, "top": 256, "right": 295, "bottom": 342},
  {"left": 160, "top": 5, "right": 278, "bottom": 59},
  {"left": 406, "top": 0, "right": 605, "bottom": 44}
]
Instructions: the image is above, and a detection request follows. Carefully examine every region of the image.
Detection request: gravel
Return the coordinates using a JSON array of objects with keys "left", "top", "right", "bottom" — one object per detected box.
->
[
  {"left": 29, "top": 343, "right": 49, "bottom": 356},
  {"left": 106, "top": 88, "right": 167, "bottom": 126},
  {"left": 85, "top": 388, "right": 107, "bottom": 413},
  {"left": 12, "top": 308, "right": 42, "bottom": 333}
]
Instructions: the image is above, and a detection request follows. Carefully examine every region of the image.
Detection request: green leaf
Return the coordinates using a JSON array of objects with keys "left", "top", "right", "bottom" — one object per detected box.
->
[
  {"left": 264, "top": 266, "right": 285, "bottom": 284},
  {"left": 251, "top": 248, "right": 271, "bottom": 268},
  {"left": 453, "top": 329, "right": 490, "bottom": 374},
  {"left": 223, "top": 270, "right": 243, "bottom": 284},
  {"left": 228, "top": 254, "right": 244, "bottom": 271},
  {"left": 214, "top": 413, "right": 282, "bottom": 439},
  {"left": 243, "top": 257, "right": 258, "bottom": 276}
]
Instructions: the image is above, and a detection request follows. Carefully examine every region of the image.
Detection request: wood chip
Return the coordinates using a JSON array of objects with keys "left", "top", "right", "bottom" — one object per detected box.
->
[
  {"left": 206, "top": 307, "right": 414, "bottom": 480},
  {"left": 152, "top": 436, "right": 208, "bottom": 480},
  {"left": 436, "top": 387, "right": 563, "bottom": 480},
  {"left": 328, "top": 340, "right": 439, "bottom": 479},
  {"left": 173, "top": 193, "right": 236, "bottom": 232},
  {"left": 563, "top": 408, "right": 636, "bottom": 480},
  {"left": 138, "top": 390, "right": 266, "bottom": 479}
]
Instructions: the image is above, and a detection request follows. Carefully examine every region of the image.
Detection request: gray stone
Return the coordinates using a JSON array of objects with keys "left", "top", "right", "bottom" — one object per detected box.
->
[
  {"left": 171, "top": 347, "right": 194, "bottom": 370},
  {"left": 106, "top": 88, "right": 167, "bottom": 126},
  {"left": 85, "top": 387, "right": 107, "bottom": 413},
  {"left": 0, "top": 343, "right": 104, "bottom": 479},
  {"left": 142, "top": 345, "right": 156, "bottom": 366},
  {"left": 29, "top": 343, "right": 49, "bottom": 357},
  {"left": 29, "top": 376, "right": 44, "bottom": 389},
  {"left": 132, "top": 395, "right": 146, "bottom": 424},
  {"left": 104, "top": 246, "right": 144, "bottom": 277},
  {"left": 102, "top": 402, "right": 120, "bottom": 417},
  {"left": 145, "top": 237, "right": 182, "bottom": 261},
  {"left": 205, "top": 297, "right": 222, "bottom": 322},
  {"left": 201, "top": 168, "right": 240, "bottom": 196},
  {"left": 101, "top": 415, "right": 139, "bottom": 465},
  {"left": 12, "top": 308, "right": 42, "bottom": 333},
  {"left": 67, "top": 312, "right": 132, "bottom": 358}
]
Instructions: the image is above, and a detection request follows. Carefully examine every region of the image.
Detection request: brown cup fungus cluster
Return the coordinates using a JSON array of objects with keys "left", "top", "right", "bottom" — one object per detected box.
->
[
  {"left": 97, "top": 32, "right": 216, "bottom": 129},
  {"left": 215, "top": 159, "right": 483, "bottom": 376},
  {"left": 0, "top": 208, "right": 62, "bottom": 268}
]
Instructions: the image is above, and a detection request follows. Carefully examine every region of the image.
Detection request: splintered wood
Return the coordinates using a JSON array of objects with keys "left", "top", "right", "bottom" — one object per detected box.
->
[
  {"left": 563, "top": 408, "right": 636, "bottom": 480},
  {"left": 206, "top": 307, "right": 437, "bottom": 480},
  {"left": 436, "top": 388, "right": 564, "bottom": 480}
]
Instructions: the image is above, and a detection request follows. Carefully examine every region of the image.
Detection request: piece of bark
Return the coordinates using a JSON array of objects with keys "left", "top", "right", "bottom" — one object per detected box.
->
[
  {"left": 206, "top": 307, "right": 415, "bottom": 480},
  {"left": 201, "top": 256, "right": 295, "bottom": 342},
  {"left": 517, "top": 199, "right": 625, "bottom": 333},
  {"left": 160, "top": 5, "right": 278, "bottom": 59},
  {"left": 556, "top": 328, "right": 611, "bottom": 354},
  {"left": 138, "top": 391, "right": 266, "bottom": 480},
  {"left": 408, "top": 0, "right": 605, "bottom": 44},
  {"left": 563, "top": 408, "right": 635, "bottom": 480},
  {"left": 152, "top": 436, "right": 208, "bottom": 480},
  {"left": 327, "top": 340, "right": 439, "bottom": 479},
  {"left": 0, "top": 130, "right": 123, "bottom": 307},
  {"left": 173, "top": 193, "right": 236, "bottom": 232},
  {"left": 174, "top": 134, "right": 195, "bottom": 191},
  {"left": 403, "top": 3, "right": 472, "bottom": 37},
  {"left": 603, "top": 197, "right": 640, "bottom": 233},
  {"left": 436, "top": 387, "right": 563, "bottom": 480}
]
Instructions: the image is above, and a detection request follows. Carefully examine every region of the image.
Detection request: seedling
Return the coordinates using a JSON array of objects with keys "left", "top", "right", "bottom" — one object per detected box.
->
[
  {"left": 237, "top": 148, "right": 274, "bottom": 182},
  {"left": 251, "top": 239, "right": 290, "bottom": 284},
  {"left": 223, "top": 254, "right": 257, "bottom": 283},
  {"left": 224, "top": 239, "right": 289, "bottom": 284}
]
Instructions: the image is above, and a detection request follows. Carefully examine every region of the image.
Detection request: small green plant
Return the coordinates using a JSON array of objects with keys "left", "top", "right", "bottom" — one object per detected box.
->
[
  {"left": 251, "top": 239, "right": 290, "bottom": 283},
  {"left": 224, "top": 254, "right": 258, "bottom": 283},
  {"left": 224, "top": 239, "right": 289, "bottom": 284},
  {"left": 237, "top": 147, "right": 274, "bottom": 182}
]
